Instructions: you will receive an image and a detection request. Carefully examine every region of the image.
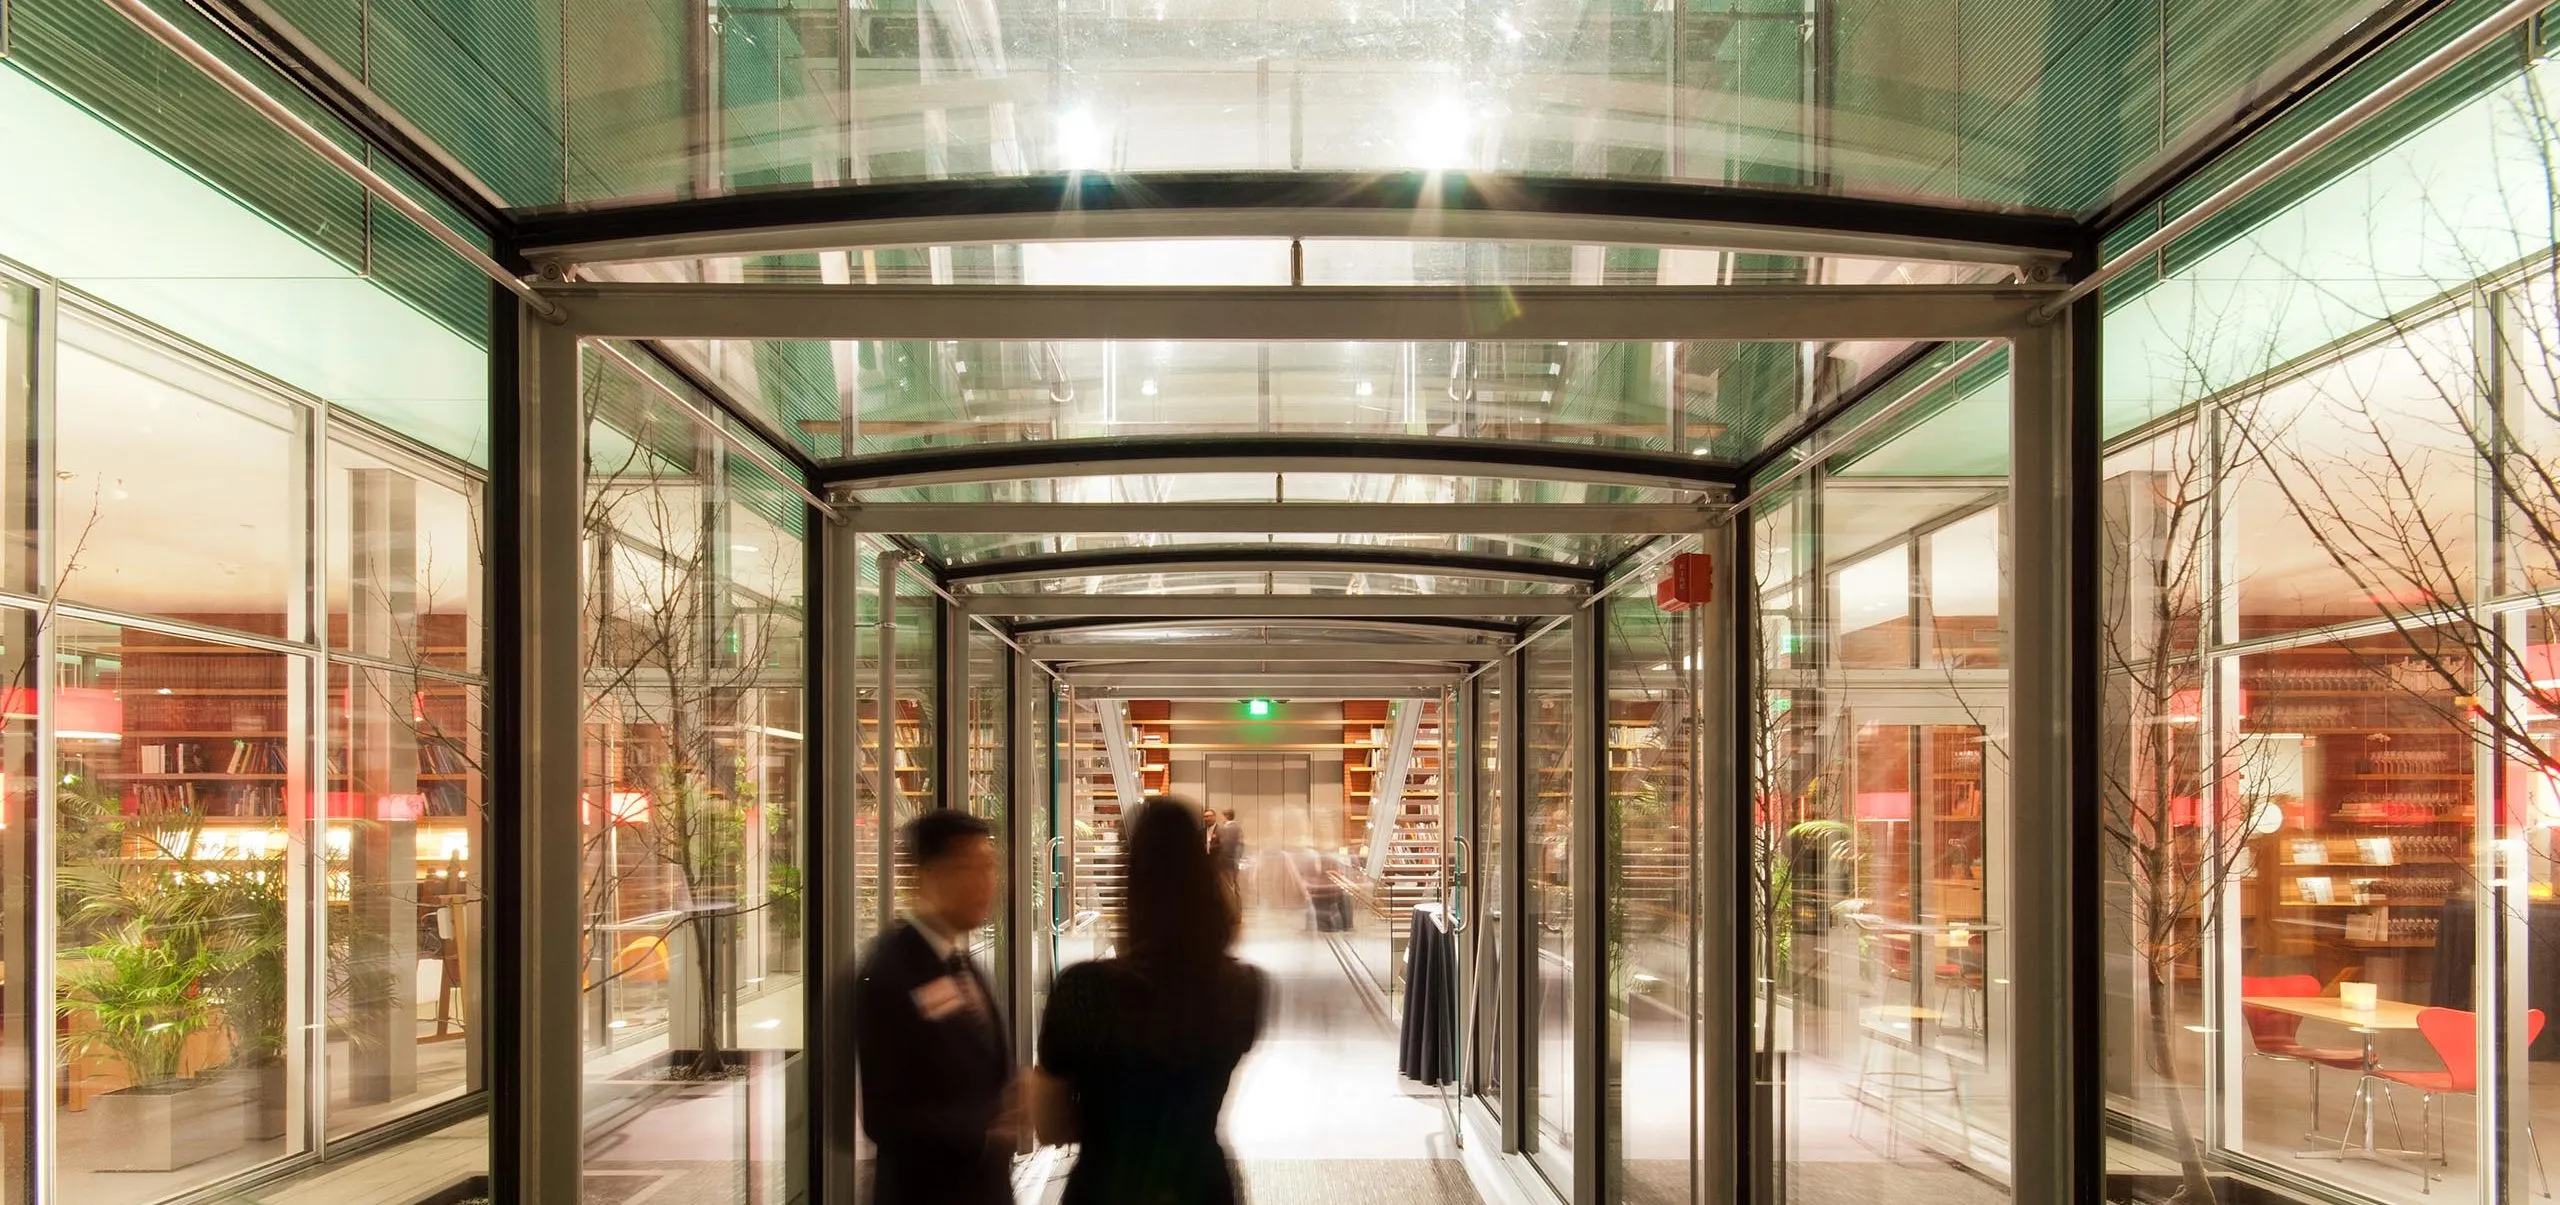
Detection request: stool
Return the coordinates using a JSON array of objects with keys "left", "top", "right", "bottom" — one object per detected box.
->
[{"left": 1851, "top": 1004, "right": 1979, "bottom": 1160}]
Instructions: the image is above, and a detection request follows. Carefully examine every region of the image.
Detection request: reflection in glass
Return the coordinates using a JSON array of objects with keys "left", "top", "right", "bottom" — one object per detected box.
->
[
  {"left": 326, "top": 436, "right": 482, "bottom": 674},
  {"left": 55, "top": 311, "right": 303, "bottom": 641},
  {"left": 2225, "top": 316, "right": 2477, "bottom": 642},
  {"left": 324, "top": 665, "right": 482, "bottom": 1136},
  {"left": 53, "top": 620, "right": 305, "bottom": 1204},
  {"left": 2226, "top": 629, "right": 2477, "bottom": 1197},
  {"left": 1525, "top": 630, "right": 1576, "bottom": 1176},
  {"left": 1474, "top": 666, "right": 1507, "bottom": 1112},
  {"left": 1609, "top": 600, "right": 1694, "bottom": 1203},
  {"left": 1835, "top": 546, "right": 1913, "bottom": 669},
  {"left": 579, "top": 351, "right": 806, "bottom": 1201}
]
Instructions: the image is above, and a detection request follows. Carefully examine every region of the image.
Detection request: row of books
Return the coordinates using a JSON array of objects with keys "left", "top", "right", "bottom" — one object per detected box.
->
[
  {"left": 139, "top": 738, "right": 288, "bottom": 775},
  {"left": 133, "top": 781, "right": 286, "bottom": 817}
]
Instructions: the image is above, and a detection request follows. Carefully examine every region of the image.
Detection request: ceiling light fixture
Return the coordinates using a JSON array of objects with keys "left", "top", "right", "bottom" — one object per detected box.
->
[
  {"left": 1054, "top": 106, "right": 1110, "bottom": 172},
  {"left": 1404, "top": 95, "right": 1474, "bottom": 172},
  {"left": 1140, "top": 379, "right": 1159, "bottom": 396}
]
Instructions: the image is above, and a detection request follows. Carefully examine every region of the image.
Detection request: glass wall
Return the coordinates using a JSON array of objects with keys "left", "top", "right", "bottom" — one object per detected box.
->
[
  {"left": 1733, "top": 31, "right": 2560, "bottom": 1204},
  {"left": 1473, "top": 660, "right": 1509, "bottom": 1115},
  {"left": 578, "top": 349, "right": 810, "bottom": 1201},
  {"left": 1523, "top": 627, "right": 1578, "bottom": 1184},
  {"left": 1607, "top": 600, "right": 1696, "bottom": 1204},
  {"left": 1755, "top": 474, "right": 2015, "bottom": 1203},
  {"left": 0, "top": 278, "right": 492, "bottom": 1205}
]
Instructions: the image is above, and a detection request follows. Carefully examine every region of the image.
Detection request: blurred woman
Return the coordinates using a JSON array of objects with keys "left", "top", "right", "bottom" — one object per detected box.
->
[{"left": 1032, "top": 799, "right": 1266, "bottom": 1205}]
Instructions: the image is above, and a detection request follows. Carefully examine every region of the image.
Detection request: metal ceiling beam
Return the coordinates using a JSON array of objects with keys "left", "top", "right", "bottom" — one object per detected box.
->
[
  {"left": 963, "top": 595, "right": 1580, "bottom": 618},
  {"left": 1007, "top": 616, "right": 1522, "bottom": 639},
  {"left": 510, "top": 172, "right": 2082, "bottom": 270},
  {"left": 1024, "top": 643, "right": 1504, "bottom": 664},
  {"left": 1070, "top": 685, "right": 1451, "bottom": 700},
  {"left": 947, "top": 546, "right": 1597, "bottom": 587},
  {"left": 844, "top": 501, "right": 1710, "bottom": 534},
  {"left": 1062, "top": 667, "right": 1464, "bottom": 685},
  {"left": 546, "top": 283, "right": 2058, "bottom": 343},
  {"left": 819, "top": 435, "right": 1741, "bottom": 493}
]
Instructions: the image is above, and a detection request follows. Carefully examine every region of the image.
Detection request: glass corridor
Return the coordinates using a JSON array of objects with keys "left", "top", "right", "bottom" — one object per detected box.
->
[{"left": 0, "top": 1, "right": 2558, "bottom": 1203}]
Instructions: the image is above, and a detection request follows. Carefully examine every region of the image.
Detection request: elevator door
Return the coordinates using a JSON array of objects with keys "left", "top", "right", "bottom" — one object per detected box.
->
[{"left": 1207, "top": 753, "right": 1309, "bottom": 909}]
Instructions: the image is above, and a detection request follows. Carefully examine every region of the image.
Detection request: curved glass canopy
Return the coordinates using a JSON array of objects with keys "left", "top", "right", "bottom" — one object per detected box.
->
[
  {"left": 652, "top": 334, "right": 1888, "bottom": 465},
  {"left": 534, "top": 0, "right": 2390, "bottom": 217}
]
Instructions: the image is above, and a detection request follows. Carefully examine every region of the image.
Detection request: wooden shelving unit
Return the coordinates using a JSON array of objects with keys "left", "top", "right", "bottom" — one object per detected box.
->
[
  {"left": 1610, "top": 701, "right": 1685, "bottom": 928},
  {"left": 2246, "top": 647, "right": 2473, "bottom": 989}
]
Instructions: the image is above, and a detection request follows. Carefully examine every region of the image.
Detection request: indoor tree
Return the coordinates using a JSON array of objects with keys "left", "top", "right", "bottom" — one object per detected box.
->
[{"left": 578, "top": 355, "right": 804, "bottom": 1081}]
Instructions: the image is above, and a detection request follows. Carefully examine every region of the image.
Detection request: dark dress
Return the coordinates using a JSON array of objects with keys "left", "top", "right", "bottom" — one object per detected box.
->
[{"left": 1039, "top": 956, "right": 1267, "bottom": 1205}]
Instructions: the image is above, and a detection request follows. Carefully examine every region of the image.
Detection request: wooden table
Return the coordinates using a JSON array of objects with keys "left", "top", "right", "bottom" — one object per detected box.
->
[{"left": 2239, "top": 995, "right": 2426, "bottom": 1157}]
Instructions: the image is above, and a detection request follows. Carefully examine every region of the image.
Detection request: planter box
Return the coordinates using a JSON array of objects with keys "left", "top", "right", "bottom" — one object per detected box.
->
[
  {"left": 77, "top": 1077, "right": 246, "bottom": 1171},
  {"left": 231, "top": 1061, "right": 287, "bottom": 1141}
]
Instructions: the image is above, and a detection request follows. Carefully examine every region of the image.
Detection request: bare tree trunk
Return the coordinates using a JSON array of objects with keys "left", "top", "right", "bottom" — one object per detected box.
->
[{"left": 2145, "top": 964, "right": 2216, "bottom": 1204}]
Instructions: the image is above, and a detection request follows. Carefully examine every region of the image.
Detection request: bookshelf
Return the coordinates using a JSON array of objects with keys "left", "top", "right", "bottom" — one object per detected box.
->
[
  {"left": 2247, "top": 645, "right": 2474, "bottom": 985},
  {"left": 1341, "top": 698, "right": 1449, "bottom": 921},
  {"left": 1609, "top": 701, "right": 1685, "bottom": 932},
  {"left": 111, "top": 628, "right": 293, "bottom": 821}
]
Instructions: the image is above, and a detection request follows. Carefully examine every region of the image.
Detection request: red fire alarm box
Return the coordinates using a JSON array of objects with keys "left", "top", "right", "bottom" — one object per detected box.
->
[{"left": 1654, "top": 552, "right": 1713, "bottom": 612}]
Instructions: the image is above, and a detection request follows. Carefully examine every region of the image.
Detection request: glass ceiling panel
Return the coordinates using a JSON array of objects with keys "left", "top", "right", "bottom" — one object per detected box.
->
[
  {"left": 533, "top": 0, "right": 2391, "bottom": 214},
  {"left": 973, "top": 571, "right": 1572, "bottom": 596},
  {"left": 588, "top": 241, "right": 2011, "bottom": 289},
  {"left": 855, "top": 474, "right": 1682, "bottom": 505},
  {"left": 1031, "top": 624, "right": 1508, "bottom": 644},
  {"left": 667, "top": 335, "right": 1844, "bottom": 464},
  {"left": 919, "top": 531, "right": 1651, "bottom": 568}
]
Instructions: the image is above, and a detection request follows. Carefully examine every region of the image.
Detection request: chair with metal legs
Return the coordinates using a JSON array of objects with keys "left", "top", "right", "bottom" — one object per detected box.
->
[{"left": 2361, "top": 1006, "right": 2549, "bottom": 1196}]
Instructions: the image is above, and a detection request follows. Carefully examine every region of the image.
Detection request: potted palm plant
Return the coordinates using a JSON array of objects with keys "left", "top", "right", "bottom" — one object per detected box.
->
[{"left": 58, "top": 918, "right": 247, "bottom": 1170}]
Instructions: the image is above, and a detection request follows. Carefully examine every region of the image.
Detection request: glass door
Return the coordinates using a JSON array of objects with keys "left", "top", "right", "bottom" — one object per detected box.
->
[{"left": 1787, "top": 688, "right": 2011, "bottom": 1190}]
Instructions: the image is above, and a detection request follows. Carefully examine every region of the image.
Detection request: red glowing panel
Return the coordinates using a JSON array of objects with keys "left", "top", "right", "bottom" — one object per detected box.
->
[{"left": 1854, "top": 790, "right": 1911, "bottom": 821}]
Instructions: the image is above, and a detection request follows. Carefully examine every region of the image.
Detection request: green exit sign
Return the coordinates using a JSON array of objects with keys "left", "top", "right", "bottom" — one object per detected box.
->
[{"left": 1244, "top": 698, "right": 1274, "bottom": 719}]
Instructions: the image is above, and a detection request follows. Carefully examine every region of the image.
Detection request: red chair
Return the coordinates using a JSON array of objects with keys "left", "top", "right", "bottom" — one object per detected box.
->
[
  {"left": 2364, "top": 1006, "right": 2548, "bottom": 1196},
  {"left": 2241, "top": 974, "right": 2366, "bottom": 1130}
]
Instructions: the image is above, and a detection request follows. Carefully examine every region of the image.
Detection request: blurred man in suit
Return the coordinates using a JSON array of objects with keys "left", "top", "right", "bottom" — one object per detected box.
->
[{"left": 854, "top": 810, "right": 1016, "bottom": 1205}]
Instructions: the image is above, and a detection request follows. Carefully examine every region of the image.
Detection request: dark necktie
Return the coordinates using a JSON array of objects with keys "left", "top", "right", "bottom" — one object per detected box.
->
[{"left": 947, "top": 951, "right": 994, "bottom": 1040}]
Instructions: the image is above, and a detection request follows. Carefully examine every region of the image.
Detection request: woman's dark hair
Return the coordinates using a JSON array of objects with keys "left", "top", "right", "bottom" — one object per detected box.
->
[{"left": 1122, "top": 798, "right": 1234, "bottom": 967}]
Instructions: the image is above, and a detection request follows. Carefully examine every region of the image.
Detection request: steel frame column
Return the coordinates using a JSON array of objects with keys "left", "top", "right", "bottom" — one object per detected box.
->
[
  {"left": 498, "top": 310, "right": 583, "bottom": 1205},
  {"left": 1008, "top": 647, "right": 1042, "bottom": 1058},
  {"left": 1571, "top": 606, "right": 1605, "bottom": 1205},
  {"left": 2008, "top": 308, "right": 2098, "bottom": 1202},
  {"left": 1695, "top": 524, "right": 1741, "bottom": 1204},
  {"left": 941, "top": 600, "right": 969, "bottom": 810},
  {"left": 816, "top": 517, "right": 866, "bottom": 1202},
  {"left": 876, "top": 553, "right": 905, "bottom": 936},
  {"left": 1499, "top": 650, "right": 1530, "bottom": 1153}
]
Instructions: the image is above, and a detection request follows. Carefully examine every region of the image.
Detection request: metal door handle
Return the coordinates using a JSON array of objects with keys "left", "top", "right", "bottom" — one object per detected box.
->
[
  {"left": 1045, "top": 836, "right": 1070, "bottom": 935},
  {"left": 1446, "top": 835, "right": 1471, "bottom": 934}
]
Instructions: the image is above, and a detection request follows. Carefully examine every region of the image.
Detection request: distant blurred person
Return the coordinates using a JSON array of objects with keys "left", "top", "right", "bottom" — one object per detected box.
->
[
  {"left": 854, "top": 810, "right": 1017, "bottom": 1205},
  {"left": 1032, "top": 799, "right": 1266, "bottom": 1205},
  {"left": 1214, "top": 808, "right": 1245, "bottom": 903}
]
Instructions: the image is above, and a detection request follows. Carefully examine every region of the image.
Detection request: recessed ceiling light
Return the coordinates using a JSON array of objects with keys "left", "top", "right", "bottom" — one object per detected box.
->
[
  {"left": 732, "top": 544, "right": 760, "bottom": 554},
  {"left": 1140, "top": 379, "right": 1159, "bottom": 396},
  {"left": 1356, "top": 380, "right": 1375, "bottom": 397}
]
